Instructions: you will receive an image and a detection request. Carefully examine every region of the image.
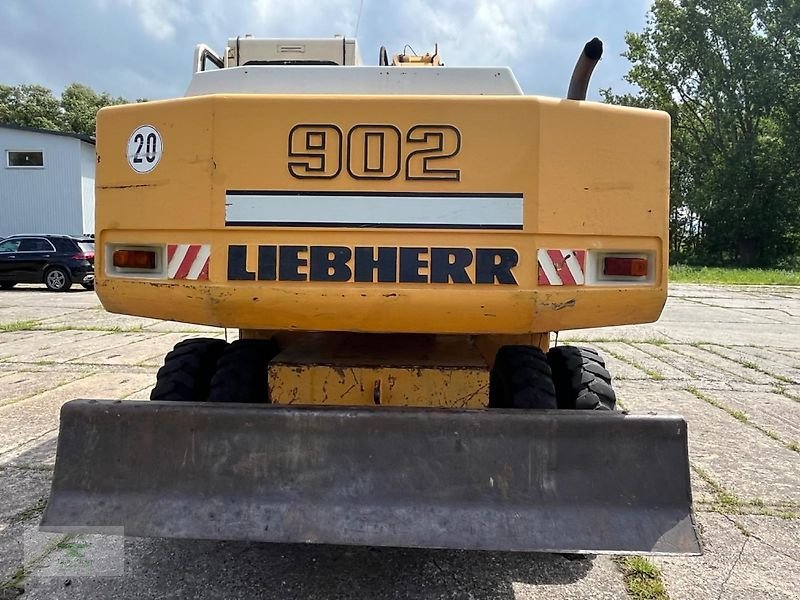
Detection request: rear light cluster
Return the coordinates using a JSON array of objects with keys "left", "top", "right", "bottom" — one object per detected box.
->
[
  {"left": 113, "top": 250, "right": 157, "bottom": 270},
  {"left": 106, "top": 245, "right": 163, "bottom": 277},
  {"left": 585, "top": 252, "right": 655, "bottom": 285},
  {"left": 603, "top": 256, "right": 648, "bottom": 277},
  {"left": 72, "top": 252, "right": 95, "bottom": 260}
]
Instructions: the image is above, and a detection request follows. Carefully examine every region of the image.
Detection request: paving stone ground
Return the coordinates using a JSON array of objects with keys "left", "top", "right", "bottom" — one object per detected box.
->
[{"left": 0, "top": 283, "right": 798, "bottom": 599}]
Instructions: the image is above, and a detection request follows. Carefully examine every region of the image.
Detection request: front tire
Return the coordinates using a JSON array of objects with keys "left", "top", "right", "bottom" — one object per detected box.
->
[
  {"left": 489, "top": 345, "right": 557, "bottom": 409},
  {"left": 44, "top": 267, "right": 72, "bottom": 292},
  {"left": 150, "top": 338, "right": 229, "bottom": 402},
  {"left": 547, "top": 346, "right": 616, "bottom": 411}
]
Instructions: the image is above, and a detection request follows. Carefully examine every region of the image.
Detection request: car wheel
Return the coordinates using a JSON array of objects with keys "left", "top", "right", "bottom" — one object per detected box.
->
[
  {"left": 0, "top": 282, "right": 16, "bottom": 290},
  {"left": 81, "top": 282, "right": 95, "bottom": 290},
  {"left": 44, "top": 267, "right": 72, "bottom": 292}
]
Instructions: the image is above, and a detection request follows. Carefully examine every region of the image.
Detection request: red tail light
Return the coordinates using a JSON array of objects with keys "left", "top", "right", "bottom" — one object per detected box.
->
[
  {"left": 72, "top": 252, "right": 95, "bottom": 260},
  {"left": 604, "top": 257, "right": 649, "bottom": 277}
]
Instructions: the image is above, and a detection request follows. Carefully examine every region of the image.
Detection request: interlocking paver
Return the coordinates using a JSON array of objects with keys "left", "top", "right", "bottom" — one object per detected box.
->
[
  {"left": 654, "top": 513, "right": 800, "bottom": 600},
  {"left": 0, "top": 372, "right": 154, "bottom": 456},
  {"left": 0, "top": 371, "right": 82, "bottom": 408},
  {"left": 618, "top": 383, "right": 800, "bottom": 504}
]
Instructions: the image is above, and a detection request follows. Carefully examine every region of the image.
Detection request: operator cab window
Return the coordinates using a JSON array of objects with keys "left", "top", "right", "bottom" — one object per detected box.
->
[
  {"left": 0, "top": 240, "right": 21, "bottom": 253},
  {"left": 6, "top": 151, "right": 44, "bottom": 168}
]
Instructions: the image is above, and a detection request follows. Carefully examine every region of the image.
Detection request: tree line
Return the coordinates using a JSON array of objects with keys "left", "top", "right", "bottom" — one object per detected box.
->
[
  {"left": 0, "top": 83, "right": 135, "bottom": 138},
  {"left": 604, "top": 0, "right": 800, "bottom": 268}
]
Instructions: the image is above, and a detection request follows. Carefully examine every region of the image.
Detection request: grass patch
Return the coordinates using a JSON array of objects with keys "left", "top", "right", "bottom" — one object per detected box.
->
[
  {"left": 0, "top": 534, "right": 71, "bottom": 595},
  {"left": 687, "top": 386, "right": 750, "bottom": 424},
  {"left": 691, "top": 464, "right": 798, "bottom": 519},
  {"left": 691, "top": 464, "right": 743, "bottom": 512},
  {"left": 0, "top": 320, "right": 39, "bottom": 332},
  {"left": 615, "top": 556, "right": 669, "bottom": 600},
  {"left": 686, "top": 386, "right": 791, "bottom": 450},
  {"left": 560, "top": 336, "right": 672, "bottom": 345},
  {"left": 696, "top": 345, "right": 791, "bottom": 385},
  {"left": 605, "top": 348, "right": 666, "bottom": 380},
  {"left": 43, "top": 324, "right": 145, "bottom": 333},
  {"left": 669, "top": 265, "right": 800, "bottom": 285}
]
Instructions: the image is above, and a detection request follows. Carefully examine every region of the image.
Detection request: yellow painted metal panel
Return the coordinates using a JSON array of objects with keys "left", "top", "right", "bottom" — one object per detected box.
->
[
  {"left": 269, "top": 364, "right": 488, "bottom": 408},
  {"left": 267, "top": 334, "right": 489, "bottom": 407},
  {"left": 95, "top": 94, "right": 670, "bottom": 335}
]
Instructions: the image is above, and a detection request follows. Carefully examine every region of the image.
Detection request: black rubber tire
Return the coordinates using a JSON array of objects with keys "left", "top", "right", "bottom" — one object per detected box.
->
[
  {"left": 44, "top": 267, "right": 72, "bottom": 292},
  {"left": 489, "top": 345, "right": 557, "bottom": 409},
  {"left": 150, "top": 338, "right": 229, "bottom": 402},
  {"left": 208, "top": 338, "right": 281, "bottom": 404},
  {"left": 0, "top": 282, "right": 16, "bottom": 290},
  {"left": 547, "top": 345, "right": 616, "bottom": 411},
  {"left": 81, "top": 282, "right": 95, "bottom": 290}
]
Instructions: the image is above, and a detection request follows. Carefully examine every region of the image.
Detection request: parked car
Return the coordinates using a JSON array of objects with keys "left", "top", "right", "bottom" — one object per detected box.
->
[{"left": 0, "top": 234, "right": 95, "bottom": 292}]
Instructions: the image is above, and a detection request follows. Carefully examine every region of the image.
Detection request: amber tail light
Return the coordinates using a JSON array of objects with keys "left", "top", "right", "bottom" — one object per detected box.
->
[{"left": 113, "top": 250, "right": 157, "bottom": 270}]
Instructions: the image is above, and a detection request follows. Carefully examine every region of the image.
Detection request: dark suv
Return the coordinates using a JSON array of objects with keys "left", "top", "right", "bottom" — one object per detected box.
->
[{"left": 0, "top": 235, "right": 95, "bottom": 292}]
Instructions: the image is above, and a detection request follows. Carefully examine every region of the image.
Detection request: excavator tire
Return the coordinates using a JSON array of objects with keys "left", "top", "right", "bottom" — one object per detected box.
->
[
  {"left": 208, "top": 338, "right": 281, "bottom": 403},
  {"left": 150, "top": 338, "right": 229, "bottom": 402},
  {"left": 489, "top": 345, "right": 557, "bottom": 409},
  {"left": 548, "top": 345, "right": 616, "bottom": 411}
]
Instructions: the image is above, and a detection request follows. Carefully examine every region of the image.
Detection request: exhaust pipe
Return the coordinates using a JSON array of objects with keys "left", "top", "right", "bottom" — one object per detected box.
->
[{"left": 567, "top": 37, "right": 603, "bottom": 100}]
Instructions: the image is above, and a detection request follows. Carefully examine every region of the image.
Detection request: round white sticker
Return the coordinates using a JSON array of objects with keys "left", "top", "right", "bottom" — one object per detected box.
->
[{"left": 126, "top": 125, "right": 163, "bottom": 173}]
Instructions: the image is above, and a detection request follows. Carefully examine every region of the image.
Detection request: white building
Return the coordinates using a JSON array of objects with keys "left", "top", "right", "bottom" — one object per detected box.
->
[{"left": 0, "top": 124, "right": 95, "bottom": 238}]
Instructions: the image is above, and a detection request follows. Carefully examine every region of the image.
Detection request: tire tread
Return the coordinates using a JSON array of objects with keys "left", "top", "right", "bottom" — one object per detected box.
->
[
  {"left": 208, "top": 339, "right": 280, "bottom": 403},
  {"left": 547, "top": 345, "right": 616, "bottom": 411},
  {"left": 150, "top": 338, "right": 228, "bottom": 401},
  {"left": 490, "top": 345, "right": 557, "bottom": 409}
]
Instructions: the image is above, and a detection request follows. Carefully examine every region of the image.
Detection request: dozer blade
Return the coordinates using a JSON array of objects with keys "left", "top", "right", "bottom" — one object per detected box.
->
[{"left": 41, "top": 399, "right": 700, "bottom": 554}]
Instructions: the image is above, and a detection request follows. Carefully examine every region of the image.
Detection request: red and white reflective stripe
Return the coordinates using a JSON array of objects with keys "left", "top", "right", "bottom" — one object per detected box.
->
[
  {"left": 167, "top": 244, "right": 210, "bottom": 280},
  {"left": 537, "top": 249, "right": 586, "bottom": 286}
]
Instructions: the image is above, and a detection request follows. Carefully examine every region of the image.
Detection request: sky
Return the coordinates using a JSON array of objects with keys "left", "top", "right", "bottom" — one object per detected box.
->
[{"left": 1, "top": 0, "right": 653, "bottom": 101}]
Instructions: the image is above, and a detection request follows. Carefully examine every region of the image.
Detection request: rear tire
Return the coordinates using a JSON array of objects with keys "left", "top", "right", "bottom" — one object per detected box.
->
[
  {"left": 0, "top": 282, "right": 16, "bottom": 290},
  {"left": 44, "top": 267, "right": 72, "bottom": 292},
  {"left": 150, "top": 338, "right": 229, "bottom": 402},
  {"left": 208, "top": 339, "right": 281, "bottom": 403},
  {"left": 489, "top": 345, "right": 557, "bottom": 409},
  {"left": 547, "top": 346, "right": 616, "bottom": 411}
]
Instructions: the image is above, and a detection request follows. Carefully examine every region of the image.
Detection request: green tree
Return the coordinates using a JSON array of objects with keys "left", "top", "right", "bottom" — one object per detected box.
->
[
  {"left": 605, "top": 0, "right": 800, "bottom": 267},
  {"left": 61, "top": 83, "right": 127, "bottom": 137},
  {"left": 0, "top": 84, "right": 65, "bottom": 131},
  {"left": 1, "top": 82, "right": 130, "bottom": 137}
]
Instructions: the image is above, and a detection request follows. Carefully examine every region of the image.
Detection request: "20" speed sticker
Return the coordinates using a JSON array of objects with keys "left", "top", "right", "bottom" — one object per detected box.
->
[{"left": 127, "top": 125, "right": 163, "bottom": 173}]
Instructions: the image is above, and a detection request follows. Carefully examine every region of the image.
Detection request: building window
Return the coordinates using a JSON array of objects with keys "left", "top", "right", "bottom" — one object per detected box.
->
[{"left": 6, "top": 150, "right": 44, "bottom": 168}]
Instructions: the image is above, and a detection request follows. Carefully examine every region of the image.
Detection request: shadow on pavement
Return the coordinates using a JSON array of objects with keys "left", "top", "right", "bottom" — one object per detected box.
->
[
  {"left": 25, "top": 538, "right": 596, "bottom": 599},
  {"left": 5, "top": 426, "right": 596, "bottom": 599}
]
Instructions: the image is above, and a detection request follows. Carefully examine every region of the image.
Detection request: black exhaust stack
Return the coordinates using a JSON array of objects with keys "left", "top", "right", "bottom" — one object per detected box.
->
[{"left": 567, "top": 37, "right": 603, "bottom": 101}]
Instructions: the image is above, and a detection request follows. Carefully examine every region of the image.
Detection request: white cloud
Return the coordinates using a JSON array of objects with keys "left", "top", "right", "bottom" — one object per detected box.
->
[
  {"left": 99, "top": 0, "right": 191, "bottom": 40},
  {"left": 249, "top": 0, "right": 358, "bottom": 37},
  {"left": 394, "top": 0, "right": 560, "bottom": 65}
]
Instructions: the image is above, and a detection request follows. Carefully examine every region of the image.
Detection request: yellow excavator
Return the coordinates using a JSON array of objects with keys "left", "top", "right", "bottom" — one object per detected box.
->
[{"left": 42, "top": 35, "right": 699, "bottom": 554}]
